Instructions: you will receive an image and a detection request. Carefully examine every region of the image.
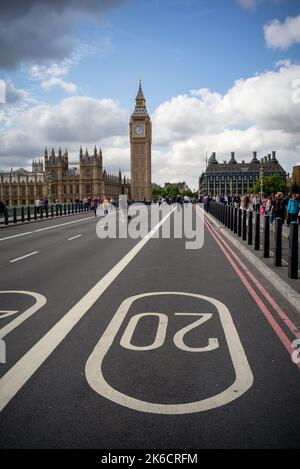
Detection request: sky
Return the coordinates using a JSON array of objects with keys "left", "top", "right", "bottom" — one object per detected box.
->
[{"left": 0, "top": 0, "right": 300, "bottom": 190}]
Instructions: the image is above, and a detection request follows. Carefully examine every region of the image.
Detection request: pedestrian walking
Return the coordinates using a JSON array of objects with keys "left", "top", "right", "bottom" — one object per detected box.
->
[{"left": 287, "top": 194, "right": 299, "bottom": 224}]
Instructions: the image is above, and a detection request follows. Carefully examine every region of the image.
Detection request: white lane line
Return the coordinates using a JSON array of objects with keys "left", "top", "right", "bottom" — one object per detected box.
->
[
  {"left": 9, "top": 251, "right": 39, "bottom": 263},
  {"left": 0, "top": 216, "right": 94, "bottom": 242},
  {"left": 0, "top": 231, "right": 33, "bottom": 242},
  {"left": 68, "top": 234, "right": 82, "bottom": 241},
  {"left": 34, "top": 217, "right": 93, "bottom": 233},
  {"left": 0, "top": 207, "right": 175, "bottom": 412}
]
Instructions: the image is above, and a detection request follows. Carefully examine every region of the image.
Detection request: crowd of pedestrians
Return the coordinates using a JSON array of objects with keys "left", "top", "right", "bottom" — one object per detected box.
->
[{"left": 204, "top": 192, "right": 300, "bottom": 225}]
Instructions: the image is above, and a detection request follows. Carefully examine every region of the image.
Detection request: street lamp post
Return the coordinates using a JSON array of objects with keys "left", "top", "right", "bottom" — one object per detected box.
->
[{"left": 260, "top": 159, "right": 264, "bottom": 200}]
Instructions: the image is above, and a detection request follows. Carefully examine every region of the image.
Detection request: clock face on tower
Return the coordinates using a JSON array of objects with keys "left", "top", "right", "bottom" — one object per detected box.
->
[{"left": 134, "top": 125, "right": 144, "bottom": 136}]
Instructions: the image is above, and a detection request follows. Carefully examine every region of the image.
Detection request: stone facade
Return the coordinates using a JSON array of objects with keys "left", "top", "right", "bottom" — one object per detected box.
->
[
  {"left": 292, "top": 165, "right": 300, "bottom": 192},
  {"left": 130, "top": 81, "right": 152, "bottom": 201},
  {"left": 0, "top": 147, "right": 130, "bottom": 206},
  {"left": 199, "top": 151, "right": 286, "bottom": 196}
]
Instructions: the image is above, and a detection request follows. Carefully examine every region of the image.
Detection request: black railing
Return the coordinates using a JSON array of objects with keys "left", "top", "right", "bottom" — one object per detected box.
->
[
  {"left": 207, "top": 201, "right": 299, "bottom": 280},
  {"left": 1, "top": 202, "right": 90, "bottom": 227}
]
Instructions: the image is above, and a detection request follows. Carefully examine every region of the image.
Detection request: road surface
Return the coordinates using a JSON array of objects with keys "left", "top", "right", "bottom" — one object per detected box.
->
[{"left": 0, "top": 207, "right": 300, "bottom": 449}]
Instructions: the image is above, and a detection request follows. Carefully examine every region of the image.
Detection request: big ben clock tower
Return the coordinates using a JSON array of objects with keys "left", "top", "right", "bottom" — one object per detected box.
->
[{"left": 130, "top": 81, "right": 152, "bottom": 201}]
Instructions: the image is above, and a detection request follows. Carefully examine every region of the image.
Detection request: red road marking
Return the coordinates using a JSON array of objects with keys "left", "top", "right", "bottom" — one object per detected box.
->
[
  {"left": 203, "top": 213, "right": 300, "bottom": 340},
  {"left": 195, "top": 207, "right": 300, "bottom": 369}
]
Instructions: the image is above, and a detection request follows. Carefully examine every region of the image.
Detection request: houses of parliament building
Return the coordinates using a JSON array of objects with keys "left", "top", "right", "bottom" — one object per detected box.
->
[
  {"left": 0, "top": 81, "right": 152, "bottom": 206},
  {"left": 0, "top": 147, "right": 130, "bottom": 206}
]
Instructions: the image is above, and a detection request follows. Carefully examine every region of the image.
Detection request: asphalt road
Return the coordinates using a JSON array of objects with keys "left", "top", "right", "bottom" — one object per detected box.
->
[{"left": 0, "top": 206, "right": 300, "bottom": 449}]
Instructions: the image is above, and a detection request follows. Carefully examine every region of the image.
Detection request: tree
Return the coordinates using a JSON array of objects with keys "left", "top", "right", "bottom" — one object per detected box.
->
[{"left": 250, "top": 175, "right": 287, "bottom": 196}]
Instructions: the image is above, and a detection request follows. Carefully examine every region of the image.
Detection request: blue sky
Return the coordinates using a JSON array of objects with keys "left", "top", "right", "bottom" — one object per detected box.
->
[
  {"left": 5, "top": 0, "right": 300, "bottom": 111},
  {"left": 1, "top": 0, "right": 300, "bottom": 188}
]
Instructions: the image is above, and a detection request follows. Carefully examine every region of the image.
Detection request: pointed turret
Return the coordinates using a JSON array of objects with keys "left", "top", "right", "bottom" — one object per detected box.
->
[
  {"left": 132, "top": 80, "right": 148, "bottom": 117},
  {"left": 94, "top": 145, "right": 97, "bottom": 157},
  {"left": 136, "top": 80, "right": 145, "bottom": 104}
]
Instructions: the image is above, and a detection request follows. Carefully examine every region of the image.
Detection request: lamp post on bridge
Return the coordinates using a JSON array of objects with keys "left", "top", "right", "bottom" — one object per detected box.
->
[{"left": 260, "top": 159, "right": 264, "bottom": 200}]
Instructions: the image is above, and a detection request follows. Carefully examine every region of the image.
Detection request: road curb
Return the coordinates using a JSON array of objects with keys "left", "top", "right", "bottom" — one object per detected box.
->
[{"left": 205, "top": 211, "right": 300, "bottom": 314}]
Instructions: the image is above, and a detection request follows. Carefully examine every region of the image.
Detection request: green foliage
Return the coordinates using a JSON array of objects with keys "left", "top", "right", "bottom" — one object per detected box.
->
[
  {"left": 152, "top": 184, "right": 198, "bottom": 200},
  {"left": 250, "top": 175, "right": 287, "bottom": 196}
]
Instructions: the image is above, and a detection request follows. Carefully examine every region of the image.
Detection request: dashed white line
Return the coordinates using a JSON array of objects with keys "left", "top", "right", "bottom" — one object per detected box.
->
[
  {"left": 34, "top": 217, "right": 94, "bottom": 233},
  {"left": 0, "top": 231, "right": 33, "bottom": 241},
  {"left": 0, "top": 207, "right": 175, "bottom": 412},
  {"left": 0, "top": 216, "right": 94, "bottom": 242},
  {"left": 9, "top": 251, "right": 39, "bottom": 263},
  {"left": 68, "top": 234, "right": 82, "bottom": 241}
]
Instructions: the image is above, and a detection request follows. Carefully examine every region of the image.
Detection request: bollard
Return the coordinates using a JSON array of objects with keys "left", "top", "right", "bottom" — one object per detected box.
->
[
  {"left": 13, "top": 207, "right": 17, "bottom": 223},
  {"left": 75, "top": 203, "right": 78, "bottom": 214},
  {"left": 230, "top": 206, "right": 234, "bottom": 231},
  {"left": 60, "top": 204, "right": 63, "bottom": 216},
  {"left": 242, "top": 209, "right": 247, "bottom": 240},
  {"left": 56, "top": 205, "right": 59, "bottom": 217},
  {"left": 274, "top": 218, "right": 282, "bottom": 267},
  {"left": 64, "top": 204, "right": 67, "bottom": 215},
  {"left": 40, "top": 207, "right": 43, "bottom": 219},
  {"left": 288, "top": 222, "right": 298, "bottom": 279},
  {"left": 68, "top": 203, "right": 70, "bottom": 215},
  {"left": 4, "top": 209, "right": 9, "bottom": 225},
  {"left": 227, "top": 205, "right": 231, "bottom": 228},
  {"left": 254, "top": 212, "right": 260, "bottom": 250},
  {"left": 247, "top": 211, "right": 253, "bottom": 245},
  {"left": 21, "top": 206, "right": 25, "bottom": 223},
  {"left": 27, "top": 206, "right": 31, "bottom": 222},
  {"left": 45, "top": 206, "right": 49, "bottom": 218},
  {"left": 72, "top": 203, "right": 74, "bottom": 214},
  {"left": 238, "top": 209, "right": 242, "bottom": 237},
  {"left": 234, "top": 207, "right": 238, "bottom": 234},
  {"left": 51, "top": 204, "right": 54, "bottom": 217},
  {"left": 263, "top": 215, "right": 270, "bottom": 258}
]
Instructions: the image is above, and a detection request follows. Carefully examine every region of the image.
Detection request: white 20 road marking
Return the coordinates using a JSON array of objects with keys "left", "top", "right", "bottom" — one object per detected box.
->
[
  {"left": 0, "top": 291, "right": 47, "bottom": 338},
  {"left": 85, "top": 292, "right": 254, "bottom": 415},
  {"left": 9, "top": 251, "right": 39, "bottom": 263},
  {"left": 0, "top": 208, "right": 175, "bottom": 413}
]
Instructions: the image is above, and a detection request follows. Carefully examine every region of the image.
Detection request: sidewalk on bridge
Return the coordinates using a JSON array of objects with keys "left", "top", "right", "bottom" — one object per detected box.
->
[
  {"left": 259, "top": 214, "right": 300, "bottom": 244},
  {"left": 205, "top": 211, "right": 300, "bottom": 312}
]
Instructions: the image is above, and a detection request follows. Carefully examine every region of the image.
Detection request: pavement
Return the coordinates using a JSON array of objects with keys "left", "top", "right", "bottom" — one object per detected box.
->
[{"left": 0, "top": 206, "right": 300, "bottom": 449}]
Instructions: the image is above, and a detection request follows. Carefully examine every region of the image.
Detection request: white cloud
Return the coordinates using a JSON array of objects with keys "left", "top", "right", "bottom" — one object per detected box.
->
[
  {"left": 41, "top": 77, "right": 78, "bottom": 93},
  {"left": 151, "top": 61, "right": 300, "bottom": 187},
  {"left": 0, "top": 96, "right": 128, "bottom": 172},
  {"left": 1, "top": 62, "right": 300, "bottom": 189},
  {"left": 237, "top": 0, "right": 258, "bottom": 10},
  {"left": 264, "top": 14, "right": 300, "bottom": 50}
]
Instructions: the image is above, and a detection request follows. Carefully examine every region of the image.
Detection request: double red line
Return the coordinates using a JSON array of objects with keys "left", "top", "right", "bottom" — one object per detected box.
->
[{"left": 195, "top": 206, "right": 300, "bottom": 370}]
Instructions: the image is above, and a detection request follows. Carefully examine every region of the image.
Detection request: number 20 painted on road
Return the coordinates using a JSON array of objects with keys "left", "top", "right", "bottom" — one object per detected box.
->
[
  {"left": 120, "top": 312, "right": 219, "bottom": 352},
  {"left": 85, "top": 292, "right": 253, "bottom": 415}
]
